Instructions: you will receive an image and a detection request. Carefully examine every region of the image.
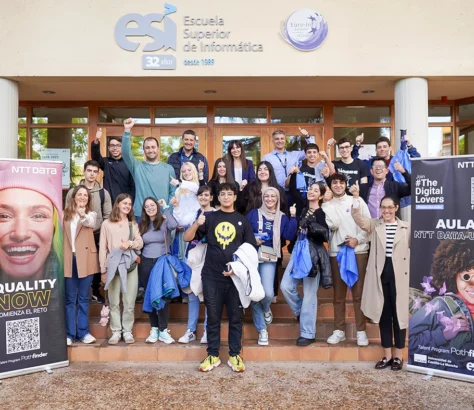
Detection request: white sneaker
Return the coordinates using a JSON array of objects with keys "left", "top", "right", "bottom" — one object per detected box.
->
[
  {"left": 264, "top": 310, "right": 273, "bottom": 325},
  {"left": 108, "top": 332, "right": 122, "bottom": 345},
  {"left": 81, "top": 333, "right": 96, "bottom": 344},
  {"left": 258, "top": 330, "right": 269, "bottom": 346},
  {"left": 66, "top": 337, "right": 72, "bottom": 346},
  {"left": 200, "top": 331, "right": 208, "bottom": 344},
  {"left": 272, "top": 296, "right": 278, "bottom": 304},
  {"left": 146, "top": 327, "right": 159, "bottom": 344},
  {"left": 179, "top": 329, "right": 196, "bottom": 344},
  {"left": 123, "top": 332, "right": 135, "bottom": 344},
  {"left": 327, "top": 330, "right": 346, "bottom": 344},
  {"left": 158, "top": 328, "right": 175, "bottom": 344},
  {"left": 357, "top": 331, "right": 369, "bottom": 346}
]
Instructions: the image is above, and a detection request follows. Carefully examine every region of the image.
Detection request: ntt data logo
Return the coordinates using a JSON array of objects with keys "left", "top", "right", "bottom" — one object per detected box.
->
[{"left": 280, "top": 9, "right": 328, "bottom": 52}]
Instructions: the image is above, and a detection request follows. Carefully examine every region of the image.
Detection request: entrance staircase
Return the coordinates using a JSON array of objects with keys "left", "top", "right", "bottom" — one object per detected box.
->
[{"left": 68, "top": 254, "right": 408, "bottom": 363}]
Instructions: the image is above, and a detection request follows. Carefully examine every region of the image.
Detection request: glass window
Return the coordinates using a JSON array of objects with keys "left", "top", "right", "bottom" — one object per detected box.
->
[
  {"left": 459, "top": 125, "right": 474, "bottom": 155},
  {"left": 222, "top": 136, "right": 261, "bottom": 168},
  {"left": 31, "top": 128, "right": 88, "bottom": 187},
  {"left": 155, "top": 107, "right": 206, "bottom": 124},
  {"left": 333, "top": 127, "right": 391, "bottom": 160},
  {"left": 215, "top": 107, "right": 266, "bottom": 124},
  {"left": 19, "top": 107, "right": 27, "bottom": 124},
  {"left": 32, "top": 107, "right": 88, "bottom": 124},
  {"left": 160, "top": 135, "right": 199, "bottom": 164},
  {"left": 458, "top": 103, "right": 474, "bottom": 122},
  {"left": 428, "top": 106, "right": 452, "bottom": 123},
  {"left": 271, "top": 107, "right": 323, "bottom": 124},
  {"left": 334, "top": 106, "right": 391, "bottom": 123},
  {"left": 428, "top": 127, "right": 452, "bottom": 157},
  {"left": 17, "top": 129, "right": 27, "bottom": 159},
  {"left": 99, "top": 107, "right": 150, "bottom": 124}
]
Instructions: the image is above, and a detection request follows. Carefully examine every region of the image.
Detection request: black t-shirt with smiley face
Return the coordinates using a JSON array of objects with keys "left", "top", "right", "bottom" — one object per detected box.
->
[
  {"left": 194, "top": 210, "right": 257, "bottom": 282},
  {"left": 331, "top": 159, "right": 369, "bottom": 194}
]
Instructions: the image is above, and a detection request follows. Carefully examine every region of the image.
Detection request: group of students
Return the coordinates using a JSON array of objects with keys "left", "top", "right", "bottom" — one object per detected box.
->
[{"left": 63, "top": 118, "right": 418, "bottom": 373}]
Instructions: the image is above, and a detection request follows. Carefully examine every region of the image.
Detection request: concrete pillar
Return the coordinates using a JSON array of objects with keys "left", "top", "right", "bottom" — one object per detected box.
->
[
  {"left": 394, "top": 77, "right": 429, "bottom": 156},
  {"left": 0, "top": 78, "right": 19, "bottom": 158}
]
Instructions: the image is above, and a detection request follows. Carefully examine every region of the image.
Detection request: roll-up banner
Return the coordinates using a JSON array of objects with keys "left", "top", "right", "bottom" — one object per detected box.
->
[
  {"left": 408, "top": 155, "right": 474, "bottom": 383},
  {"left": 0, "top": 159, "right": 68, "bottom": 379}
]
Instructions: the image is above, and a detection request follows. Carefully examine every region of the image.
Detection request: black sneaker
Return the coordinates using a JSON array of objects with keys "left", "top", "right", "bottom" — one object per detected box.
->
[
  {"left": 91, "top": 289, "right": 105, "bottom": 304},
  {"left": 296, "top": 337, "right": 315, "bottom": 347},
  {"left": 136, "top": 287, "right": 145, "bottom": 304}
]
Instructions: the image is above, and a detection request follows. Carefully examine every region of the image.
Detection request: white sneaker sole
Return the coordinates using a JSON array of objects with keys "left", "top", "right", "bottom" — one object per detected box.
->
[
  {"left": 258, "top": 340, "right": 269, "bottom": 346},
  {"left": 146, "top": 338, "right": 158, "bottom": 344},
  {"left": 199, "top": 360, "right": 221, "bottom": 372},
  {"left": 227, "top": 360, "right": 245, "bottom": 372},
  {"left": 159, "top": 338, "right": 175, "bottom": 344},
  {"left": 178, "top": 337, "right": 196, "bottom": 344},
  {"left": 357, "top": 340, "right": 369, "bottom": 346},
  {"left": 327, "top": 337, "right": 346, "bottom": 345},
  {"left": 108, "top": 339, "right": 120, "bottom": 345},
  {"left": 124, "top": 339, "right": 135, "bottom": 344},
  {"left": 82, "top": 339, "right": 96, "bottom": 344},
  {"left": 200, "top": 339, "right": 208, "bottom": 344}
]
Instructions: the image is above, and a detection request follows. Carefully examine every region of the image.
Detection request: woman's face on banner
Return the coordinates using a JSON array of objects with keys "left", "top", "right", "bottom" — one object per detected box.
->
[
  {"left": 0, "top": 188, "right": 54, "bottom": 280},
  {"left": 457, "top": 269, "right": 474, "bottom": 304}
]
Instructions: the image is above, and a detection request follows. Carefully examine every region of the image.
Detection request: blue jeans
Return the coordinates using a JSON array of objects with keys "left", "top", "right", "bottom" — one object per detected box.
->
[
  {"left": 65, "top": 256, "right": 94, "bottom": 341},
  {"left": 187, "top": 292, "right": 208, "bottom": 333},
  {"left": 280, "top": 254, "right": 320, "bottom": 339},
  {"left": 251, "top": 262, "right": 276, "bottom": 332}
]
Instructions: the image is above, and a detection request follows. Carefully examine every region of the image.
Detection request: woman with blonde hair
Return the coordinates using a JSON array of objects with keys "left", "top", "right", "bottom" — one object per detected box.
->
[
  {"left": 63, "top": 185, "right": 99, "bottom": 345},
  {"left": 100, "top": 194, "right": 143, "bottom": 345}
]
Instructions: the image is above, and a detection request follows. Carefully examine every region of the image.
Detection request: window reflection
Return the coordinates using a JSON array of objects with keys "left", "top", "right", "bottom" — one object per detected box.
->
[{"left": 428, "top": 127, "right": 452, "bottom": 157}]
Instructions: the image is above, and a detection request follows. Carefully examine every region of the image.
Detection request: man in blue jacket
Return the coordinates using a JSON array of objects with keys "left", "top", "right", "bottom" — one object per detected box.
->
[{"left": 168, "top": 130, "right": 209, "bottom": 183}]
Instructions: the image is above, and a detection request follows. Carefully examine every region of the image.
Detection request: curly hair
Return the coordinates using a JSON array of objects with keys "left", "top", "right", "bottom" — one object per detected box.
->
[{"left": 431, "top": 240, "right": 474, "bottom": 291}]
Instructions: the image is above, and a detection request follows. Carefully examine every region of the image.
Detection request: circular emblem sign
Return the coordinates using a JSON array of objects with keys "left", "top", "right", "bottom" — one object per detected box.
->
[{"left": 281, "top": 9, "right": 328, "bottom": 51}]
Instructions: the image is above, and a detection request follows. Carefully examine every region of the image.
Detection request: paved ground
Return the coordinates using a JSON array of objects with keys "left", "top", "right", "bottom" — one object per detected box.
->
[{"left": 1, "top": 362, "right": 473, "bottom": 409}]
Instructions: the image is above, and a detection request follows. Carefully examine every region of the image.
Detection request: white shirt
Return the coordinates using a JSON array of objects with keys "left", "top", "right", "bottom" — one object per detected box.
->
[
  {"left": 234, "top": 167, "right": 243, "bottom": 184},
  {"left": 70, "top": 212, "right": 97, "bottom": 253}
]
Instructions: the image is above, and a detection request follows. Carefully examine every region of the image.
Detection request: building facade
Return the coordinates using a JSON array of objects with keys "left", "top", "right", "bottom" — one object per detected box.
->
[{"left": 1, "top": 0, "right": 474, "bottom": 187}]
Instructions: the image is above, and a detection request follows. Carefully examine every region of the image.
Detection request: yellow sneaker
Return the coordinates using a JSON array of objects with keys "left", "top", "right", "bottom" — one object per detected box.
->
[
  {"left": 199, "top": 355, "right": 221, "bottom": 372},
  {"left": 227, "top": 355, "right": 245, "bottom": 372}
]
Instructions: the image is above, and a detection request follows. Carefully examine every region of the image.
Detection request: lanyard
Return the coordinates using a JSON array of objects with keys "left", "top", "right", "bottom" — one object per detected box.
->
[
  {"left": 274, "top": 152, "right": 288, "bottom": 176},
  {"left": 180, "top": 150, "right": 194, "bottom": 165}
]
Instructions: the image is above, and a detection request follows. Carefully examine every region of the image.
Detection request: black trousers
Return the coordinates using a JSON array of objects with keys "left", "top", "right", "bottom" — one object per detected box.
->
[
  {"left": 379, "top": 257, "right": 406, "bottom": 349},
  {"left": 203, "top": 277, "right": 243, "bottom": 357},
  {"left": 91, "top": 231, "right": 102, "bottom": 292},
  {"left": 138, "top": 256, "right": 169, "bottom": 331}
]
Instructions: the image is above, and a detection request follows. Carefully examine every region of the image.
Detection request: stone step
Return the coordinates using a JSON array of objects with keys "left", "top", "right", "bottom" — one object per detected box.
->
[
  {"left": 67, "top": 339, "right": 409, "bottom": 363},
  {"left": 88, "top": 317, "right": 380, "bottom": 343}
]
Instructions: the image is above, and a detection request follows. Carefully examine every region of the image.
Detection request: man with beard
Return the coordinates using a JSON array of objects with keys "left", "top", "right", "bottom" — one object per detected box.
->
[{"left": 121, "top": 118, "right": 177, "bottom": 219}]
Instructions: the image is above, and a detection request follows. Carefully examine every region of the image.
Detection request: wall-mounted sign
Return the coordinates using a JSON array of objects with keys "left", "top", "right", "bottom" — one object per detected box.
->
[
  {"left": 40, "top": 149, "right": 70, "bottom": 188},
  {"left": 280, "top": 9, "right": 328, "bottom": 52}
]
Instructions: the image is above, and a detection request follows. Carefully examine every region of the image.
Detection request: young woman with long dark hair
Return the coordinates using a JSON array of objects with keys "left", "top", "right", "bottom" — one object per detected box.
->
[
  {"left": 226, "top": 140, "right": 256, "bottom": 191},
  {"left": 99, "top": 193, "right": 143, "bottom": 345},
  {"left": 138, "top": 197, "right": 178, "bottom": 344},
  {"left": 207, "top": 157, "right": 240, "bottom": 209}
]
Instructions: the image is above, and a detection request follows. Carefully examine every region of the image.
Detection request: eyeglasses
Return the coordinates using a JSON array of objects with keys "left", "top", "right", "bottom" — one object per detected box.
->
[
  {"left": 219, "top": 192, "right": 235, "bottom": 198},
  {"left": 381, "top": 206, "right": 396, "bottom": 210},
  {"left": 338, "top": 145, "right": 351, "bottom": 150},
  {"left": 109, "top": 144, "right": 122, "bottom": 148},
  {"left": 372, "top": 165, "right": 386, "bottom": 170},
  {"left": 460, "top": 272, "right": 474, "bottom": 282}
]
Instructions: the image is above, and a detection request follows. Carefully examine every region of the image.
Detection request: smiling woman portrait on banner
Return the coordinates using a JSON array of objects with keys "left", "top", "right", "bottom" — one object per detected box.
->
[{"left": 0, "top": 160, "right": 63, "bottom": 283}]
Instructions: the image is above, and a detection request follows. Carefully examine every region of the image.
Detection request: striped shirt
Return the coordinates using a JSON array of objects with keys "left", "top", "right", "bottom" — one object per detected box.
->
[{"left": 385, "top": 223, "right": 398, "bottom": 257}]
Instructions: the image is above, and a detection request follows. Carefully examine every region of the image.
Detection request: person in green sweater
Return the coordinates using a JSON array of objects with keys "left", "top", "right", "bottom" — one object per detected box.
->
[{"left": 121, "top": 118, "right": 177, "bottom": 219}]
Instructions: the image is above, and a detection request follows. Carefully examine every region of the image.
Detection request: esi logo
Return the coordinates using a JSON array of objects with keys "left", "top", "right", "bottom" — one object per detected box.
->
[
  {"left": 280, "top": 9, "right": 328, "bottom": 52},
  {"left": 467, "top": 362, "right": 474, "bottom": 372},
  {"left": 114, "top": 3, "right": 177, "bottom": 70},
  {"left": 414, "top": 354, "right": 427, "bottom": 364}
]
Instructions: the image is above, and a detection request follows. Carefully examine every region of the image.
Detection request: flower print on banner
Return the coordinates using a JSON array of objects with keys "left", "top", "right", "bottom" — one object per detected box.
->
[{"left": 280, "top": 9, "right": 329, "bottom": 52}]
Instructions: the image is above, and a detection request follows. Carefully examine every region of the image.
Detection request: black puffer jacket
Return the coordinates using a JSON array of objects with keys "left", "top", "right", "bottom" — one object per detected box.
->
[{"left": 298, "top": 207, "right": 332, "bottom": 288}]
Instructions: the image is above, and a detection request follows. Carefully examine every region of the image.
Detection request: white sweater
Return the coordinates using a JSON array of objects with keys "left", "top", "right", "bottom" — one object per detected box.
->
[{"left": 321, "top": 195, "right": 370, "bottom": 256}]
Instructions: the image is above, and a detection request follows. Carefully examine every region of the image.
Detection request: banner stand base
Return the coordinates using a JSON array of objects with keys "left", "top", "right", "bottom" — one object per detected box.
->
[
  {"left": 407, "top": 364, "right": 474, "bottom": 384},
  {"left": 0, "top": 360, "right": 69, "bottom": 380}
]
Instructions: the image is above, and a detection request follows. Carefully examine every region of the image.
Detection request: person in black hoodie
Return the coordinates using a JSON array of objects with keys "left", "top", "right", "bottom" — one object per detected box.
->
[{"left": 91, "top": 128, "right": 135, "bottom": 204}]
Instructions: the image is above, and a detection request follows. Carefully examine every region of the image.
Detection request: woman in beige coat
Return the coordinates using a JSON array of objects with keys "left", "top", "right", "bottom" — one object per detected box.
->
[
  {"left": 350, "top": 183, "right": 410, "bottom": 371},
  {"left": 64, "top": 185, "right": 100, "bottom": 346}
]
